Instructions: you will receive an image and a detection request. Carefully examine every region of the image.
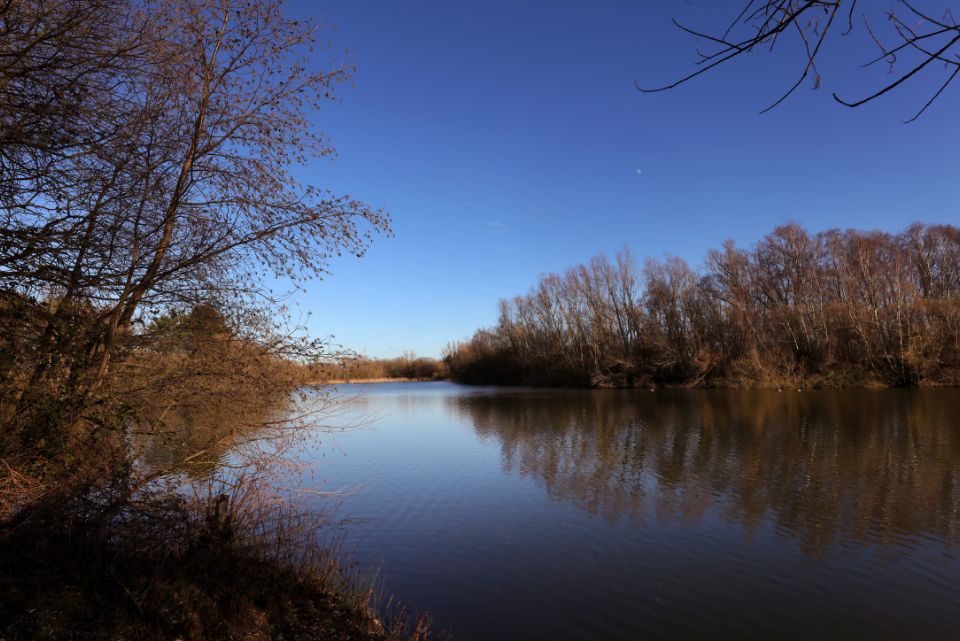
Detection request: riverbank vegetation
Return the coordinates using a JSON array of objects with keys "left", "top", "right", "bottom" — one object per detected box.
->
[
  {"left": 307, "top": 353, "right": 447, "bottom": 383},
  {"left": 444, "top": 223, "right": 960, "bottom": 389},
  {"left": 0, "top": 475, "right": 430, "bottom": 641},
  {"left": 0, "top": 1, "right": 431, "bottom": 638}
]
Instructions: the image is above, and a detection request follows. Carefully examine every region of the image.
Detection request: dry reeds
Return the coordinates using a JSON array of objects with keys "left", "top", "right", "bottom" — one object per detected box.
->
[{"left": 0, "top": 470, "right": 435, "bottom": 641}]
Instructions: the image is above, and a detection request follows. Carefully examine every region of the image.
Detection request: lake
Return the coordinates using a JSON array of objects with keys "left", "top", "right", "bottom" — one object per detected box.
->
[{"left": 292, "top": 382, "right": 960, "bottom": 640}]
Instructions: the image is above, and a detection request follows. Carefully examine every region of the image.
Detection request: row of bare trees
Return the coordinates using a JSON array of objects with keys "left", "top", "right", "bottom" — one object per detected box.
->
[
  {"left": 445, "top": 223, "right": 960, "bottom": 388},
  {"left": 0, "top": 0, "right": 388, "bottom": 468},
  {"left": 306, "top": 352, "right": 446, "bottom": 382}
]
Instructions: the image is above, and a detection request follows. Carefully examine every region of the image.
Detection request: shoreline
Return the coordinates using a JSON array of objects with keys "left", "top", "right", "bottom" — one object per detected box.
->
[
  {"left": 307, "top": 377, "right": 439, "bottom": 385},
  {"left": 304, "top": 376, "right": 960, "bottom": 390},
  {"left": 438, "top": 378, "right": 957, "bottom": 391}
]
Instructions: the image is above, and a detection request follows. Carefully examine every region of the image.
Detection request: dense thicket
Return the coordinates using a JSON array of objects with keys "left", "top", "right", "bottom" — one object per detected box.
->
[
  {"left": 445, "top": 223, "right": 960, "bottom": 388},
  {"left": 0, "top": 0, "right": 388, "bottom": 470}
]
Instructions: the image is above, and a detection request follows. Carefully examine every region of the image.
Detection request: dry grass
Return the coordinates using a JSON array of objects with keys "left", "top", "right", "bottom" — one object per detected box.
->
[
  {"left": 0, "top": 337, "right": 439, "bottom": 641},
  {"left": 0, "top": 473, "right": 436, "bottom": 641}
]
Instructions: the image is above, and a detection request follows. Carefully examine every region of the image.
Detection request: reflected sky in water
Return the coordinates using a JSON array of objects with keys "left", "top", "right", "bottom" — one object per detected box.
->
[{"left": 293, "top": 382, "right": 960, "bottom": 641}]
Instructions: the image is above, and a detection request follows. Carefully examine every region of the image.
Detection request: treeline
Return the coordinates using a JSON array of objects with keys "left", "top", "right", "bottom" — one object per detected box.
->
[
  {"left": 444, "top": 223, "right": 960, "bottom": 388},
  {"left": 307, "top": 352, "right": 446, "bottom": 382}
]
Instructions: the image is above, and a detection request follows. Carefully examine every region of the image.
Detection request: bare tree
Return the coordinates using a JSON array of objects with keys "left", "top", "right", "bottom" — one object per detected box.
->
[
  {"left": 0, "top": 0, "right": 389, "bottom": 461},
  {"left": 638, "top": 1, "right": 960, "bottom": 121}
]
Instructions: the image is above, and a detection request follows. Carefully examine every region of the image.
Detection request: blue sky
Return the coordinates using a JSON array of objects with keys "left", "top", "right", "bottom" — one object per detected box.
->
[{"left": 284, "top": 0, "right": 959, "bottom": 358}]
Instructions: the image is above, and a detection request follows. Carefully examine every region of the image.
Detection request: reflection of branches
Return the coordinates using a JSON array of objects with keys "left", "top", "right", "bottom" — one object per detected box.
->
[
  {"left": 639, "top": 1, "right": 960, "bottom": 120},
  {"left": 455, "top": 390, "right": 960, "bottom": 556}
]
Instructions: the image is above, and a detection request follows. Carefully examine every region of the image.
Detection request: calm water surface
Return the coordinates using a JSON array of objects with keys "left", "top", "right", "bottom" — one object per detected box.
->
[{"left": 292, "top": 382, "right": 960, "bottom": 640}]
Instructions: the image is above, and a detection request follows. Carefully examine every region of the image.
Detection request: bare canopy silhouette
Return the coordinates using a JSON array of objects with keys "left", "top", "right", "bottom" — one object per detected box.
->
[{"left": 445, "top": 223, "right": 960, "bottom": 388}]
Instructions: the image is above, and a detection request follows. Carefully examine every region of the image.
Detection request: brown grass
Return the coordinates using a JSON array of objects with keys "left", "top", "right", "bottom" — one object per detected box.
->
[{"left": 0, "top": 475, "right": 436, "bottom": 641}]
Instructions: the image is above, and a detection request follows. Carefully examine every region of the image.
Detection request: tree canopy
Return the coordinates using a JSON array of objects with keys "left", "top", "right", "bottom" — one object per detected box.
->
[{"left": 0, "top": 0, "right": 389, "bottom": 463}]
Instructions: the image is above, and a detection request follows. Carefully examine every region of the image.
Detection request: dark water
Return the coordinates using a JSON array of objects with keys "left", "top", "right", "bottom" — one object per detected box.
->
[{"left": 295, "top": 383, "right": 960, "bottom": 641}]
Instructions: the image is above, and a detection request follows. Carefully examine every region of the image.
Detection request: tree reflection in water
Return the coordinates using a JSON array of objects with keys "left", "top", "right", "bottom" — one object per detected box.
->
[{"left": 452, "top": 389, "right": 960, "bottom": 556}]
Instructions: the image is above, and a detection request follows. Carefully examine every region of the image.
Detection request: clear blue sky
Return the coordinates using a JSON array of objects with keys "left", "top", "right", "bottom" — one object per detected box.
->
[{"left": 284, "top": 0, "right": 958, "bottom": 358}]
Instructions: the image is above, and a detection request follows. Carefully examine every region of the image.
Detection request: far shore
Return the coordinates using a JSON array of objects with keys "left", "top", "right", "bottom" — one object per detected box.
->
[
  {"left": 305, "top": 377, "right": 957, "bottom": 389},
  {"left": 307, "top": 377, "right": 438, "bottom": 385}
]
